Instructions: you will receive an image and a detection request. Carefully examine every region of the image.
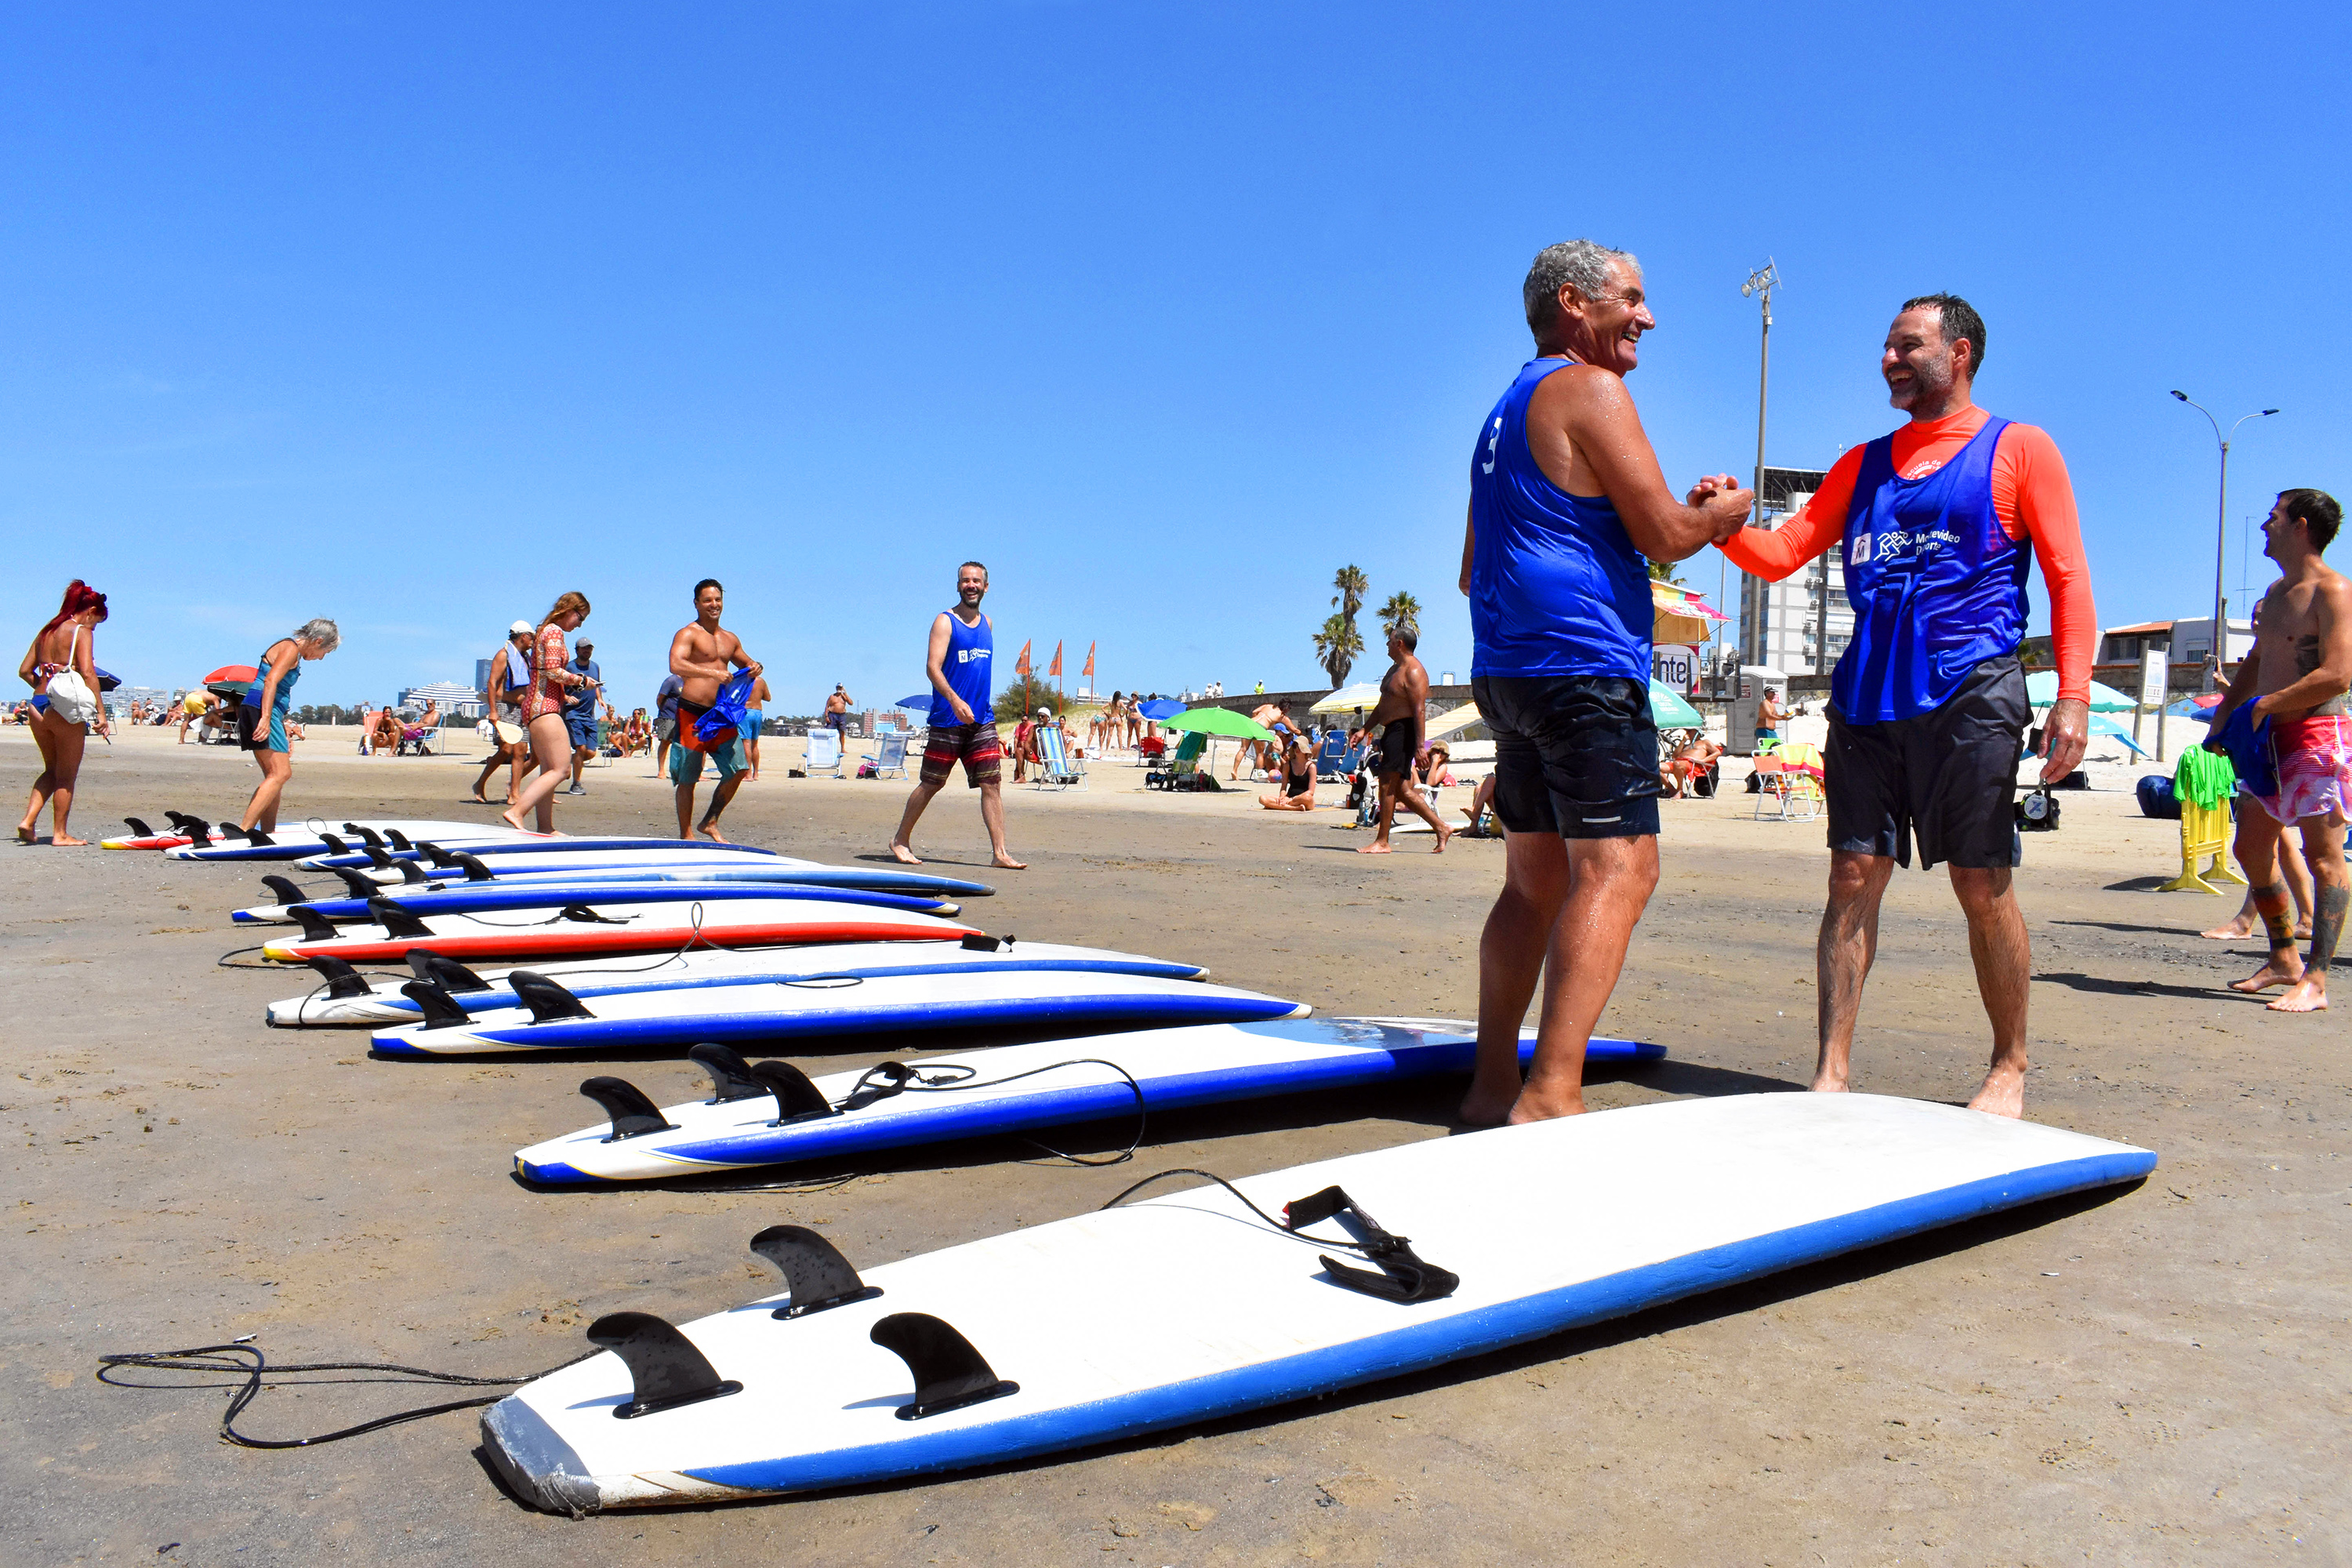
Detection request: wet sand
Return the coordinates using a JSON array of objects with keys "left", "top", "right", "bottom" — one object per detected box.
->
[{"left": 5, "top": 726, "right": 2344, "bottom": 1563}]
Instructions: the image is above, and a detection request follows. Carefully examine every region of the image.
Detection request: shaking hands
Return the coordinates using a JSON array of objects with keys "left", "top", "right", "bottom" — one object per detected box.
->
[{"left": 1686, "top": 474, "right": 1755, "bottom": 543}]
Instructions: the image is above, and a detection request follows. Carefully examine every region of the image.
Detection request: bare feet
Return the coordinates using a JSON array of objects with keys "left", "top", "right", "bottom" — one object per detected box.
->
[
  {"left": 1431, "top": 822, "right": 1452, "bottom": 854},
  {"left": 2229, "top": 954, "right": 2306, "bottom": 994},
  {"left": 2267, "top": 975, "right": 2330, "bottom": 1013},
  {"left": 499, "top": 808, "right": 528, "bottom": 833},
  {"left": 889, "top": 840, "right": 924, "bottom": 866},
  {"left": 695, "top": 822, "right": 730, "bottom": 843},
  {"left": 1965, "top": 1065, "right": 2026, "bottom": 1118},
  {"left": 1456, "top": 1084, "right": 1519, "bottom": 1126},
  {"left": 1506, "top": 1083, "right": 1586, "bottom": 1123},
  {"left": 14, "top": 826, "right": 34, "bottom": 844},
  {"left": 1356, "top": 840, "right": 1393, "bottom": 855},
  {"left": 992, "top": 851, "right": 1027, "bottom": 870},
  {"left": 2199, "top": 914, "right": 2256, "bottom": 939},
  {"left": 1808, "top": 1069, "right": 1849, "bottom": 1093}
]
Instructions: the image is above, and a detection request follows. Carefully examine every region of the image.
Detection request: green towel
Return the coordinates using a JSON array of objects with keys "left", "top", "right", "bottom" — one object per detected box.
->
[{"left": 2173, "top": 745, "right": 2237, "bottom": 811}]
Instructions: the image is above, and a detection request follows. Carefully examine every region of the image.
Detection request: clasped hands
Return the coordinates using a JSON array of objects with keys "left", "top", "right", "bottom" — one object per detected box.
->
[{"left": 1686, "top": 474, "right": 1755, "bottom": 543}]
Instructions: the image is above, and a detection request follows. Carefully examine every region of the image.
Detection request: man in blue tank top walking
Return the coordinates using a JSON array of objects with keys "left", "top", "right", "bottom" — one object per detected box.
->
[
  {"left": 891, "top": 561, "right": 1025, "bottom": 869},
  {"left": 1457, "top": 239, "right": 1755, "bottom": 1125},
  {"left": 1721, "top": 295, "right": 2098, "bottom": 1117}
]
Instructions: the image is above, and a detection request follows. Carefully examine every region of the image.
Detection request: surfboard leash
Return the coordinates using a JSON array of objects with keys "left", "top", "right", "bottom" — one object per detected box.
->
[{"left": 838, "top": 1057, "right": 1149, "bottom": 1167}]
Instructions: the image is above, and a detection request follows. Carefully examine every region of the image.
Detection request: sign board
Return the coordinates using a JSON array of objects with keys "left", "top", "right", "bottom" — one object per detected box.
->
[
  {"left": 1652, "top": 644, "right": 1698, "bottom": 695},
  {"left": 2137, "top": 648, "right": 2167, "bottom": 709}
]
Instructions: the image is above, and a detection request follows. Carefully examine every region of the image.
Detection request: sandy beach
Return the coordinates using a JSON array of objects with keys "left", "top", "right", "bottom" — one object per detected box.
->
[{"left": 5, "top": 723, "right": 2344, "bottom": 1563}]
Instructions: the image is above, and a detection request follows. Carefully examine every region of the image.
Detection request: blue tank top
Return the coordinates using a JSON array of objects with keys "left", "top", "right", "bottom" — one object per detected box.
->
[
  {"left": 1468, "top": 358, "right": 1652, "bottom": 681},
  {"left": 929, "top": 612, "right": 993, "bottom": 728},
  {"left": 244, "top": 641, "right": 300, "bottom": 713},
  {"left": 1833, "top": 416, "right": 2027, "bottom": 723}
]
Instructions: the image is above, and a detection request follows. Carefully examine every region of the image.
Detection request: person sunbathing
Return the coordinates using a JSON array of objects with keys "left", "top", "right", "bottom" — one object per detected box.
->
[
  {"left": 1662, "top": 733, "right": 1723, "bottom": 797},
  {"left": 1258, "top": 732, "right": 1319, "bottom": 811}
]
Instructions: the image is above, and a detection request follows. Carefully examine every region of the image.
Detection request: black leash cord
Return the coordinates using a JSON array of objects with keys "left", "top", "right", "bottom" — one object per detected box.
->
[
  {"left": 214, "top": 945, "right": 277, "bottom": 969},
  {"left": 94, "top": 1341, "right": 592, "bottom": 1449},
  {"left": 839, "top": 1057, "right": 1149, "bottom": 1167},
  {"left": 1098, "top": 1167, "right": 1388, "bottom": 1258}
]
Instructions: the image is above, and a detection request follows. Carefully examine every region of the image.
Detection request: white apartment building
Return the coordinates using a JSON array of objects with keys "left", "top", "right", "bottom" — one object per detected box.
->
[{"left": 1737, "top": 489, "right": 1854, "bottom": 677}]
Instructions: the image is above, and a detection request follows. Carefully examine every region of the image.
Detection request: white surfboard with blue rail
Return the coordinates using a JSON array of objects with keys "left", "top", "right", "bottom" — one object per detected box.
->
[
  {"left": 229, "top": 880, "right": 960, "bottom": 925},
  {"left": 481, "top": 1092, "right": 2154, "bottom": 1512},
  {"left": 511, "top": 1017, "right": 1664, "bottom": 1183},
  {"left": 293, "top": 836, "right": 786, "bottom": 871}
]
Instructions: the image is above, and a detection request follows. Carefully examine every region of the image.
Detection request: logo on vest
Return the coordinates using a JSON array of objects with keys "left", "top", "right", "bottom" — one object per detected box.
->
[{"left": 1851, "top": 526, "right": 1961, "bottom": 566}]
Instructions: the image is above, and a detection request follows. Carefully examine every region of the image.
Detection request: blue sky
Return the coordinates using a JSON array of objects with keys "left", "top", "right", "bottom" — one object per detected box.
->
[{"left": 5, "top": 3, "right": 2345, "bottom": 712}]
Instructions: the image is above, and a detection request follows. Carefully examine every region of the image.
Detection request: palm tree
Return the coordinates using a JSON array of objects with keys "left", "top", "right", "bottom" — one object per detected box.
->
[
  {"left": 1647, "top": 557, "right": 1682, "bottom": 583},
  {"left": 1312, "top": 612, "right": 1363, "bottom": 688},
  {"left": 1376, "top": 590, "right": 1422, "bottom": 641},
  {"left": 1331, "top": 565, "right": 1368, "bottom": 619}
]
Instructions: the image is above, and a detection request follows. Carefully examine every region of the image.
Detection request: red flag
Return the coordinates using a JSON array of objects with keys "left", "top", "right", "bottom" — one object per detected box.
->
[
  {"left": 1082, "top": 642, "right": 1095, "bottom": 678},
  {"left": 1047, "top": 641, "right": 1062, "bottom": 678},
  {"left": 1014, "top": 641, "right": 1032, "bottom": 677}
]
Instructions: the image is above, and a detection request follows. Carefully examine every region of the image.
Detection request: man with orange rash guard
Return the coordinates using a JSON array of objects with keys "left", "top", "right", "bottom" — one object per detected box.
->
[{"left": 1719, "top": 293, "right": 2095, "bottom": 1118}]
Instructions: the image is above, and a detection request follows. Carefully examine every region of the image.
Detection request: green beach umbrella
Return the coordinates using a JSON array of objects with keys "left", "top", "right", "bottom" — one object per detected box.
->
[
  {"left": 2024, "top": 670, "right": 2136, "bottom": 712},
  {"left": 1161, "top": 706, "right": 1276, "bottom": 742},
  {"left": 1649, "top": 681, "right": 1703, "bottom": 729}
]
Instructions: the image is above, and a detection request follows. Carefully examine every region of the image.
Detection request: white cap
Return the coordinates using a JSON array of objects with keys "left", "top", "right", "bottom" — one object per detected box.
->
[{"left": 510, "top": 620, "right": 533, "bottom": 636}]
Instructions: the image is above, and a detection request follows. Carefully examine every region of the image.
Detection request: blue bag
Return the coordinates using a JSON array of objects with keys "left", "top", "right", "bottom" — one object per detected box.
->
[
  {"left": 695, "top": 670, "right": 757, "bottom": 746},
  {"left": 2213, "top": 704, "right": 2277, "bottom": 799}
]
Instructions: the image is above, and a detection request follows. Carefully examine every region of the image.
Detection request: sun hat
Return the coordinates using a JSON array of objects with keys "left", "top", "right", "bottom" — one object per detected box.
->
[{"left": 510, "top": 620, "right": 533, "bottom": 636}]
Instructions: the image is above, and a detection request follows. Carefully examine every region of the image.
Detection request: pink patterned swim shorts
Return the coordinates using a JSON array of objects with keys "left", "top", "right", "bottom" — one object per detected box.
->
[{"left": 2250, "top": 713, "right": 2352, "bottom": 826}]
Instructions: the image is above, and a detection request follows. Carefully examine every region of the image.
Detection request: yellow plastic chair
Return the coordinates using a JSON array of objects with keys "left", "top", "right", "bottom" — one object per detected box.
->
[{"left": 1755, "top": 741, "right": 1825, "bottom": 822}]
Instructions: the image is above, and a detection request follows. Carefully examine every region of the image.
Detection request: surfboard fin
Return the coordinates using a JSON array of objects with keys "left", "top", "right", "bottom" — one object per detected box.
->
[
  {"left": 407, "top": 950, "right": 491, "bottom": 994},
  {"left": 365, "top": 898, "right": 435, "bottom": 939},
  {"left": 244, "top": 829, "right": 275, "bottom": 847},
  {"left": 289, "top": 905, "right": 339, "bottom": 944},
  {"left": 452, "top": 852, "right": 494, "bottom": 882},
  {"left": 750, "top": 1225, "right": 884, "bottom": 1318},
  {"left": 509, "top": 973, "right": 596, "bottom": 1024},
  {"left": 361, "top": 845, "right": 396, "bottom": 869},
  {"left": 958, "top": 933, "right": 1011, "bottom": 952},
  {"left": 330, "top": 866, "right": 380, "bottom": 898},
  {"left": 752, "top": 1060, "right": 837, "bottom": 1124},
  {"left": 400, "top": 981, "right": 473, "bottom": 1030},
  {"left": 123, "top": 816, "right": 156, "bottom": 838},
  {"left": 558, "top": 905, "right": 629, "bottom": 925},
  {"left": 1283, "top": 1185, "right": 1459, "bottom": 1305},
  {"left": 391, "top": 858, "right": 431, "bottom": 887},
  {"left": 261, "top": 874, "right": 307, "bottom": 906},
  {"left": 384, "top": 829, "right": 416, "bottom": 851},
  {"left": 318, "top": 833, "right": 350, "bottom": 856},
  {"left": 688, "top": 1044, "right": 768, "bottom": 1103},
  {"left": 343, "top": 823, "right": 388, "bottom": 848},
  {"left": 583, "top": 1312, "right": 741, "bottom": 1420},
  {"left": 581, "top": 1076, "right": 676, "bottom": 1142},
  {"left": 303, "top": 955, "right": 372, "bottom": 999},
  {"left": 869, "top": 1313, "right": 1018, "bottom": 1421},
  {"left": 417, "top": 842, "right": 459, "bottom": 868}
]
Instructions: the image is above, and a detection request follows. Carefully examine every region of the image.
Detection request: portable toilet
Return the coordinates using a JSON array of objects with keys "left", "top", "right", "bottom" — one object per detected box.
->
[{"left": 1728, "top": 665, "right": 1786, "bottom": 757}]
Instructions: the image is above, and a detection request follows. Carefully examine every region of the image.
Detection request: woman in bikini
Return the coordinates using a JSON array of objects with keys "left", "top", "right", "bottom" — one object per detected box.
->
[
  {"left": 503, "top": 592, "right": 591, "bottom": 833},
  {"left": 236, "top": 618, "right": 341, "bottom": 832},
  {"left": 16, "top": 580, "right": 110, "bottom": 845}
]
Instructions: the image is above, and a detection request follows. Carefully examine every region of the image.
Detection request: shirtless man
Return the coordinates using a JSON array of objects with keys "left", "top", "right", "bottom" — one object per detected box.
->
[
  {"left": 666, "top": 579, "right": 763, "bottom": 841},
  {"left": 2202, "top": 489, "right": 2352, "bottom": 1013},
  {"left": 891, "top": 561, "right": 1024, "bottom": 870},
  {"left": 1357, "top": 626, "right": 1451, "bottom": 853},
  {"left": 822, "top": 684, "right": 852, "bottom": 738}
]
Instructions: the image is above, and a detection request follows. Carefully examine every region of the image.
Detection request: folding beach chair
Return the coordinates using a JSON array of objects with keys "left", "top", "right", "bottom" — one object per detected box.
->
[
  {"left": 804, "top": 726, "right": 845, "bottom": 779},
  {"left": 1033, "top": 726, "right": 1087, "bottom": 790},
  {"left": 1145, "top": 731, "right": 1210, "bottom": 790},
  {"left": 1316, "top": 729, "right": 1350, "bottom": 781},
  {"left": 873, "top": 731, "right": 909, "bottom": 779},
  {"left": 1753, "top": 741, "right": 1824, "bottom": 822}
]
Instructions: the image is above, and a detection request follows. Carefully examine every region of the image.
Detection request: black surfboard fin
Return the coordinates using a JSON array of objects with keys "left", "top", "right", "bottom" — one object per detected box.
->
[
  {"left": 752, "top": 1059, "right": 837, "bottom": 1124},
  {"left": 365, "top": 897, "right": 435, "bottom": 939},
  {"left": 687, "top": 1043, "right": 766, "bottom": 1102},
  {"left": 384, "top": 829, "right": 416, "bottom": 851},
  {"left": 318, "top": 832, "right": 351, "bottom": 856},
  {"left": 123, "top": 816, "right": 157, "bottom": 839},
  {"left": 750, "top": 1225, "right": 882, "bottom": 1319},
  {"left": 398, "top": 980, "right": 472, "bottom": 1030},
  {"left": 406, "top": 950, "right": 490, "bottom": 993},
  {"left": 506, "top": 972, "right": 593, "bottom": 1024},
  {"left": 329, "top": 866, "right": 379, "bottom": 898},
  {"left": 289, "top": 905, "right": 339, "bottom": 944},
  {"left": 260, "top": 874, "right": 307, "bottom": 906},
  {"left": 451, "top": 851, "right": 495, "bottom": 882},
  {"left": 1283, "top": 1185, "right": 1459, "bottom": 1305},
  {"left": 581, "top": 1076, "right": 676, "bottom": 1142},
  {"left": 838, "top": 1061, "right": 915, "bottom": 1112},
  {"left": 418, "top": 841, "right": 459, "bottom": 868},
  {"left": 558, "top": 904, "right": 629, "bottom": 925},
  {"left": 361, "top": 844, "right": 395, "bottom": 869},
  {"left": 869, "top": 1312, "right": 1018, "bottom": 1420},
  {"left": 162, "top": 810, "right": 199, "bottom": 833},
  {"left": 303, "top": 955, "right": 372, "bottom": 999},
  {"left": 583, "top": 1312, "right": 740, "bottom": 1420},
  {"left": 958, "top": 932, "right": 1006, "bottom": 952},
  {"left": 243, "top": 829, "right": 275, "bottom": 847},
  {"left": 392, "top": 858, "right": 431, "bottom": 886},
  {"left": 344, "top": 823, "right": 388, "bottom": 848}
]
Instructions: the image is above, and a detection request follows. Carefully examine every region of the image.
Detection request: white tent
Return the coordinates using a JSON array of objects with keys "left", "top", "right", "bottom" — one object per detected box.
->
[{"left": 1308, "top": 682, "right": 1384, "bottom": 716}]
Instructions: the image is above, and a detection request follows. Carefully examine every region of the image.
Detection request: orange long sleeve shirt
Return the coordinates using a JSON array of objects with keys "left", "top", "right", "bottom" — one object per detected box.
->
[{"left": 1718, "top": 406, "right": 2096, "bottom": 703}]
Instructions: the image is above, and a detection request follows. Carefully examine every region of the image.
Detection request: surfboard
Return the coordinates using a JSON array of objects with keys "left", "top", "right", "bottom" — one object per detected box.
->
[
  {"left": 295, "top": 837, "right": 782, "bottom": 871},
  {"left": 258, "top": 897, "right": 975, "bottom": 965},
  {"left": 264, "top": 938, "right": 1212, "bottom": 1027},
  {"left": 511, "top": 1018, "right": 1662, "bottom": 1182},
  {"left": 113, "top": 816, "right": 532, "bottom": 855},
  {"left": 294, "top": 847, "right": 985, "bottom": 898},
  {"left": 481, "top": 1092, "right": 2155, "bottom": 1512},
  {"left": 163, "top": 820, "right": 541, "bottom": 862},
  {"left": 374, "top": 971, "right": 1311, "bottom": 1060},
  {"left": 230, "top": 880, "right": 959, "bottom": 925}
]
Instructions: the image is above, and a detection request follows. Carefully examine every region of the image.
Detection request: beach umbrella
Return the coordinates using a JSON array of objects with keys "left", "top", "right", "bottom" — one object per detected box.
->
[
  {"left": 1648, "top": 681, "right": 1703, "bottom": 729},
  {"left": 1137, "top": 698, "right": 1185, "bottom": 720},
  {"left": 894, "top": 693, "right": 932, "bottom": 710},
  {"left": 1309, "top": 682, "right": 1385, "bottom": 715},
  {"left": 2164, "top": 695, "right": 2220, "bottom": 723},
  {"left": 1651, "top": 582, "right": 1730, "bottom": 648},
  {"left": 202, "top": 664, "right": 257, "bottom": 696},
  {"left": 2024, "top": 670, "right": 2136, "bottom": 713},
  {"left": 1161, "top": 706, "right": 1276, "bottom": 742},
  {"left": 2088, "top": 713, "right": 2152, "bottom": 758}
]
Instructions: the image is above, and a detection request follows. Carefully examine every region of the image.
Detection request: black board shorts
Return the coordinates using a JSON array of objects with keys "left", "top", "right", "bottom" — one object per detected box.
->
[
  {"left": 1472, "top": 673, "right": 1660, "bottom": 840},
  {"left": 1373, "top": 720, "right": 1417, "bottom": 776},
  {"left": 1825, "top": 655, "right": 2029, "bottom": 869}
]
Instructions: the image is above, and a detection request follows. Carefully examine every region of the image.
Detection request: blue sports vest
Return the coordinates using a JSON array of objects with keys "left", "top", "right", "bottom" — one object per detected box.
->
[
  {"left": 929, "top": 612, "right": 993, "bottom": 728},
  {"left": 1468, "top": 358, "right": 1651, "bottom": 681},
  {"left": 1833, "top": 416, "right": 2027, "bottom": 723},
  {"left": 244, "top": 641, "right": 299, "bottom": 714}
]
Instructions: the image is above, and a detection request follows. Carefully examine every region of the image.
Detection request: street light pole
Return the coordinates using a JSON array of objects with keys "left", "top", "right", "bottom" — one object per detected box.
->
[
  {"left": 1731, "top": 260, "right": 1780, "bottom": 691},
  {"left": 2170, "top": 393, "right": 2278, "bottom": 689}
]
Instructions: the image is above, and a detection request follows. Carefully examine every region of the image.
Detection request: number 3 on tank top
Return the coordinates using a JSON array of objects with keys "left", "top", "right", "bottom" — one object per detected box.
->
[{"left": 1482, "top": 416, "right": 1501, "bottom": 475}]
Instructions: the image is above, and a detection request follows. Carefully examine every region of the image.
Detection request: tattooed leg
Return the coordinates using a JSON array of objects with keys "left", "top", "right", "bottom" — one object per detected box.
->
[
  {"left": 2271, "top": 818, "right": 2346, "bottom": 1013},
  {"left": 2229, "top": 879, "right": 2306, "bottom": 993}
]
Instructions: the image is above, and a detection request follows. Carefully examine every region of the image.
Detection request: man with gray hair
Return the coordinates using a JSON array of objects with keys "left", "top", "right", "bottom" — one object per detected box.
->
[{"left": 1456, "top": 238, "right": 1753, "bottom": 1125}]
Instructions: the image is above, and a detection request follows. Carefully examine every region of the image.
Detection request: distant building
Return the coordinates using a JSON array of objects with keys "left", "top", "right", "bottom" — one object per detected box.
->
[
  {"left": 2094, "top": 618, "right": 2252, "bottom": 669},
  {"left": 1735, "top": 466, "right": 1846, "bottom": 676},
  {"left": 400, "top": 680, "right": 485, "bottom": 719}
]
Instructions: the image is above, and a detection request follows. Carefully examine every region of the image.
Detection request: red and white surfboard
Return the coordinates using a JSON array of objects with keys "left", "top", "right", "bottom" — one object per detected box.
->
[{"left": 259, "top": 895, "right": 975, "bottom": 965}]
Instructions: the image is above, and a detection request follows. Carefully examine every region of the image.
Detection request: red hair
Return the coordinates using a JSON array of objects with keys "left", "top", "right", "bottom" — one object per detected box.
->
[{"left": 40, "top": 580, "right": 107, "bottom": 638}]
